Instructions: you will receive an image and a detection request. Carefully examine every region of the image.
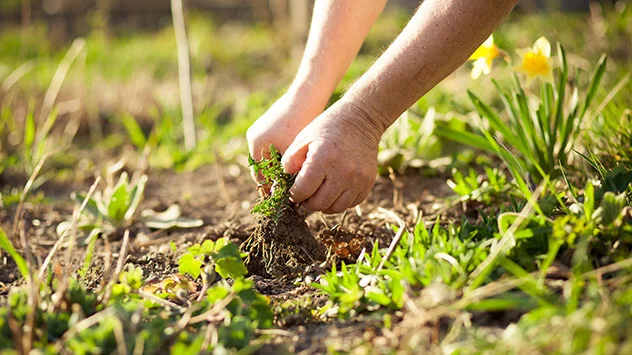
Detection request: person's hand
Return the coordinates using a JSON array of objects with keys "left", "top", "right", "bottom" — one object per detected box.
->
[
  {"left": 281, "top": 100, "right": 384, "bottom": 214},
  {"left": 246, "top": 91, "right": 325, "bottom": 181}
]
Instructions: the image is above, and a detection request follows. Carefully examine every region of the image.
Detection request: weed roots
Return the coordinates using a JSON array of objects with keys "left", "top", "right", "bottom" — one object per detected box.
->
[{"left": 242, "top": 206, "right": 326, "bottom": 278}]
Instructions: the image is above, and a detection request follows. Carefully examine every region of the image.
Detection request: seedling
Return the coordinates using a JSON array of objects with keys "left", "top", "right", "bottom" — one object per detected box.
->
[
  {"left": 178, "top": 238, "right": 248, "bottom": 280},
  {"left": 58, "top": 168, "right": 202, "bottom": 241}
]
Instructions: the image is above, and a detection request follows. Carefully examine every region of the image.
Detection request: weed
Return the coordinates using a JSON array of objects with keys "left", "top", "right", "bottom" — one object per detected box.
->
[{"left": 248, "top": 145, "right": 294, "bottom": 223}]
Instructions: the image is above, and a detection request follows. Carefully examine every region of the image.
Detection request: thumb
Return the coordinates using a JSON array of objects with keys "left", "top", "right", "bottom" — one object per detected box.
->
[{"left": 282, "top": 140, "right": 309, "bottom": 175}]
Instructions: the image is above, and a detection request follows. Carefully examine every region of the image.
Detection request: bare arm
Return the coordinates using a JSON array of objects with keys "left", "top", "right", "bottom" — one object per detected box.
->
[
  {"left": 247, "top": 0, "right": 387, "bottom": 161},
  {"left": 282, "top": 0, "right": 518, "bottom": 213},
  {"left": 344, "top": 0, "right": 518, "bottom": 131},
  {"left": 290, "top": 0, "right": 388, "bottom": 107}
]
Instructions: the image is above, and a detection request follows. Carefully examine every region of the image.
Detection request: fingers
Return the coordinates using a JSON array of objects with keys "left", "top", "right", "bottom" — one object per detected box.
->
[
  {"left": 302, "top": 179, "right": 343, "bottom": 212},
  {"left": 350, "top": 188, "right": 371, "bottom": 208},
  {"left": 288, "top": 160, "right": 326, "bottom": 204},
  {"left": 281, "top": 141, "right": 309, "bottom": 175},
  {"left": 323, "top": 190, "right": 358, "bottom": 214}
]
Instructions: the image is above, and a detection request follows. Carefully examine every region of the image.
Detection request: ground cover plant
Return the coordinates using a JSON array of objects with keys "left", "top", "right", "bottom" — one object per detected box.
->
[{"left": 1, "top": 3, "right": 632, "bottom": 354}]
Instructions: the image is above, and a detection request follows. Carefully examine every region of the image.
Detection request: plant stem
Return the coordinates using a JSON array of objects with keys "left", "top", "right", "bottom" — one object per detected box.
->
[{"left": 171, "top": 0, "right": 197, "bottom": 151}]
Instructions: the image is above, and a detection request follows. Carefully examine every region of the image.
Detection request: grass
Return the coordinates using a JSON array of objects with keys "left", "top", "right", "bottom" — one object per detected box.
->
[{"left": 1, "top": 4, "right": 632, "bottom": 354}]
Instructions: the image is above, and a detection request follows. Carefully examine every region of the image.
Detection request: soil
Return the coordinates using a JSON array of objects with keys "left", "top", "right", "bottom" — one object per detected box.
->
[
  {"left": 0, "top": 161, "right": 459, "bottom": 353},
  {"left": 244, "top": 205, "right": 326, "bottom": 278}
]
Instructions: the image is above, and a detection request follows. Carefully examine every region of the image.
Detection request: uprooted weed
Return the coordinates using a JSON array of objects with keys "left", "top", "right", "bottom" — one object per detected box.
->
[{"left": 242, "top": 146, "right": 326, "bottom": 278}]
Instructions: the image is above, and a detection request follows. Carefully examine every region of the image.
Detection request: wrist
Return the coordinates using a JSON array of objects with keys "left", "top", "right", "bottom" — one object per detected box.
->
[
  {"left": 337, "top": 93, "right": 391, "bottom": 139},
  {"left": 332, "top": 97, "right": 388, "bottom": 147},
  {"left": 287, "top": 73, "right": 337, "bottom": 111}
]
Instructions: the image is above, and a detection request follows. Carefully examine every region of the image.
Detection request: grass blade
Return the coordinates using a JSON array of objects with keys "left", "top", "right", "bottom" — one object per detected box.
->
[{"left": 0, "top": 227, "right": 29, "bottom": 280}]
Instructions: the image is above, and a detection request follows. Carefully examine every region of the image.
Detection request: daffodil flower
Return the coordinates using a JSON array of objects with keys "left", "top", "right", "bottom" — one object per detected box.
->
[
  {"left": 515, "top": 36, "right": 554, "bottom": 83},
  {"left": 468, "top": 35, "right": 502, "bottom": 79}
]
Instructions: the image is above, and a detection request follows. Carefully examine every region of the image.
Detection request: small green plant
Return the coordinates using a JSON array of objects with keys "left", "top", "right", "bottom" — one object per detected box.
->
[
  {"left": 378, "top": 108, "right": 442, "bottom": 174},
  {"left": 248, "top": 145, "right": 294, "bottom": 222},
  {"left": 58, "top": 167, "right": 202, "bottom": 241},
  {"left": 0, "top": 103, "right": 59, "bottom": 177},
  {"left": 312, "top": 217, "right": 494, "bottom": 318},
  {"left": 78, "top": 171, "right": 148, "bottom": 228},
  {"left": 0, "top": 226, "right": 29, "bottom": 280},
  {"left": 447, "top": 167, "right": 509, "bottom": 203},
  {"left": 178, "top": 238, "right": 248, "bottom": 280},
  {"left": 0, "top": 235, "right": 273, "bottom": 353}
]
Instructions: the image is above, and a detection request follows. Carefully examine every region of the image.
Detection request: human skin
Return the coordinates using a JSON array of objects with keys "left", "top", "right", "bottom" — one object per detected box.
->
[{"left": 248, "top": 0, "right": 518, "bottom": 214}]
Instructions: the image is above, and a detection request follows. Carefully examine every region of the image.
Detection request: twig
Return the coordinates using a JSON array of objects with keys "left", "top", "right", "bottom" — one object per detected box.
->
[
  {"left": 189, "top": 293, "right": 235, "bottom": 324},
  {"left": 112, "top": 317, "right": 128, "bottom": 355},
  {"left": 170, "top": 0, "right": 196, "bottom": 150},
  {"left": 56, "top": 307, "right": 117, "bottom": 350},
  {"left": 38, "top": 176, "right": 101, "bottom": 279},
  {"left": 1, "top": 60, "right": 35, "bottom": 95},
  {"left": 376, "top": 208, "right": 407, "bottom": 272},
  {"left": 137, "top": 290, "right": 187, "bottom": 313},
  {"left": 256, "top": 328, "right": 296, "bottom": 337},
  {"left": 39, "top": 38, "right": 85, "bottom": 124},
  {"left": 11, "top": 155, "right": 47, "bottom": 270},
  {"left": 102, "top": 230, "right": 130, "bottom": 304},
  {"left": 200, "top": 323, "right": 217, "bottom": 351}
]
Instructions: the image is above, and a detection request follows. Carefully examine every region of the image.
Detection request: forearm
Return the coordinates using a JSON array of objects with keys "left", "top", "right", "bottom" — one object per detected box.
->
[
  {"left": 289, "top": 0, "right": 387, "bottom": 110},
  {"left": 343, "top": 0, "right": 518, "bottom": 133}
]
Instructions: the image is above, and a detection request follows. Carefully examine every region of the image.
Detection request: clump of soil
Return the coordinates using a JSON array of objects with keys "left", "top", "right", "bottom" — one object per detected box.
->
[{"left": 243, "top": 206, "right": 326, "bottom": 278}]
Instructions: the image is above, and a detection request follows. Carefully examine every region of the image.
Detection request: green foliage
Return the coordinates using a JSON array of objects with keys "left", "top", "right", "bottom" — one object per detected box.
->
[
  {"left": 78, "top": 171, "right": 147, "bottom": 228},
  {"left": 0, "top": 238, "right": 271, "bottom": 353},
  {"left": 59, "top": 171, "right": 202, "bottom": 242},
  {"left": 313, "top": 217, "right": 494, "bottom": 318},
  {"left": 0, "top": 226, "right": 29, "bottom": 280},
  {"left": 248, "top": 145, "right": 294, "bottom": 223},
  {"left": 437, "top": 44, "right": 609, "bottom": 185},
  {"left": 0, "top": 103, "right": 59, "bottom": 176},
  {"left": 378, "top": 108, "right": 442, "bottom": 173},
  {"left": 178, "top": 238, "right": 248, "bottom": 280},
  {"left": 447, "top": 167, "right": 509, "bottom": 203}
]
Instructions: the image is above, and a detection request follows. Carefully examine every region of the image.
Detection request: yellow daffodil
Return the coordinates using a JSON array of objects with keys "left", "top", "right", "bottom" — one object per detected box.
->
[
  {"left": 469, "top": 35, "right": 502, "bottom": 79},
  {"left": 515, "top": 37, "right": 554, "bottom": 83}
]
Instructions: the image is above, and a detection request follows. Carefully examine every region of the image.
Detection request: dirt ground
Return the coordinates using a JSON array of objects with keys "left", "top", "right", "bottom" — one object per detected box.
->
[{"left": 0, "top": 161, "right": 457, "bottom": 353}]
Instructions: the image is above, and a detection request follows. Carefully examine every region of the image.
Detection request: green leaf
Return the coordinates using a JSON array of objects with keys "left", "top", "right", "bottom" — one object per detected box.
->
[
  {"left": 212, "top": 241, "right": 242, "bottom": 260},
  {"left": 0, "top": 227, "right": 29, "bottom": 280},
  {"left": 583, "top": 181, "right": 596, "bottom": 219},
  {"left": 200, "top": 239, "right": 215, "bottom": 255},
  {"left": 215, "top": 257, "right": 248, "bottom": 279},
  {"left": 434, "top": 126, "right": 495, "bottom": 152},
  {"left": 120, "top": 114, "right": 147, "bottom": 149},
  {"left": 23, "top": 105, "right": 35, "bottom": 149},
  {"left": 580, "top": 53, "right": 607, "bottom": 118},
  {"left": 366, "top": 286, "right": 392, "bottom": 306},
  {"left": 592, "top": 192, "right": 626, "bottom": 226},
  {"left": 78, "top": 229, "right": 101, "bottom": 278},
  {"left": 178, "top": 252, "right": 203, "bottom": 279},
  {"left": 465, "top": 295, "right": 536, "bottom": 311},
  {"left": 124, "top": 174, "right": 148, "bottom": 221},
  {"left": 108, "top": 183, "right": 130, "bottom": 223}
]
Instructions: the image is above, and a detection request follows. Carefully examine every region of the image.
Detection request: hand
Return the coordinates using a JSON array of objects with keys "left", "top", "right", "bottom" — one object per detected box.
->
[
  {"left": 281, "top": 100, "right": 384, "bottom": 214},
  {"left": 246, "top": 91, "right": 326, "bottom": 178}
]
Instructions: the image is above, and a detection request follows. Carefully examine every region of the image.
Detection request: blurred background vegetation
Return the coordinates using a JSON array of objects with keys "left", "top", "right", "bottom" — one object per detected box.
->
[{"left": 0, "top": 0, "right": 630, "bottom": 176}]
